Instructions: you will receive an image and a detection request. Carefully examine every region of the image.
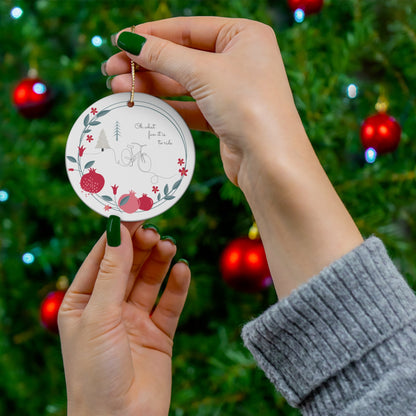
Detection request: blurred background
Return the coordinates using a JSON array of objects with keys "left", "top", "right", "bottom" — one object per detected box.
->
[{"left": 1, "top": 0, "right": 416, "bottom": 414}]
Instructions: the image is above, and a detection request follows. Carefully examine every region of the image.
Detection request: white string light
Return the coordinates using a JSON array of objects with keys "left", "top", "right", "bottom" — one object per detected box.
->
[
  {"left": 0, "top": 190, "right": 8, "bottom": 202},
  {"left": 294, "top": 9, "right": 305, "bottom": 23},
  {"left": 22, "top": 252, "right": 35, "bottom": 264},
  {"left": 91, "top": 35, "right": 103, "bottom": 47},
  {"left": 10, "top": 7, "right": 23, "bottom": 19},
  {"left": 347, "top": 83, "right": 358, "bottom": 99},
  {"left": 365, "top": 147, "right": 377, "bottom": 164}
]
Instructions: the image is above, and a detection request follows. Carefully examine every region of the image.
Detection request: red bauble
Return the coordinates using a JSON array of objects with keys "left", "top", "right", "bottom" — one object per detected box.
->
[
  {"left": 12, "top": 77, "right": 52, "bottom": 118},
  {"left": 360, "top": 112, "right": 401, "bottom": 154},
  {"left": 40, "top": 290, "right": 66, "bottom": 333},
  {"left": 287, "top": 0, "right": 324, "bottom": 15},
  {"left": 220, "top": 237, "right": 272, "bottom": 293}
]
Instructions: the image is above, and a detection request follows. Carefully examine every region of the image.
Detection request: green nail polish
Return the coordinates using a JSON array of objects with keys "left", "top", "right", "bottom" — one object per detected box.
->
[
  {"left": 117, "top": 32, "right": 147, "bottom": 55},
  {"left": 106, "top": 76, "right": 114, "bottom": 90},
  {"left": 161, "top": 235, "right": 176, "bottom": 245},
  {"left": 100, "top": 60, "right": 108, "bottom": 76},
  {"left": 178, "top": 258, "right": 189, "bottom": 266},
  {"left": 107, "top": 215, "right": 121, "bottom": 247},
  {"left": 142, "top": 223, "right": 160, "bottom": 233}
]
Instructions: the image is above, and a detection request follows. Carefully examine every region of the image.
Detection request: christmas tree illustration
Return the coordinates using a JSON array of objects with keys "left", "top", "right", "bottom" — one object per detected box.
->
[
  {"left": 114, "top": 121, "right": 121, "bottom": 142},
  {"left": 95, "top": 129, "right": 111, "bottom": 151}
]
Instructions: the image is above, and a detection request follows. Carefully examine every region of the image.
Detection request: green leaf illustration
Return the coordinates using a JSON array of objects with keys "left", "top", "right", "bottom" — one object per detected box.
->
[
  {"left": 101, "top": 195, "right": 113, "bottom": 202},
  {"left": 66, "top": 156, "right": 77, "bottom": 163},
  {"left": 120, "top": 195, "right": 130, "bottom": 206},
  {"left": 84, "top": 160, "right": 95, "bottom": 169},
  {"left": 172, "top": 179, "right": 182, "bottom": 191},
  {"left": 84, "top": 129, "right": 91, "bottom": 133},
  {"left": 164, "top": 184, "right": 169, "bottom": 195},
  {"left": 164, "top": 195, "right": 175, "bottom": 200},
  {"left": 97, "top": 110, "right": 110, "bottom": 117},
  {"left": 157, "top": 193, "right": 161, "bottom": 201},
  {"left": 89, "top": 120, "right": 101, "bottom": 126},
  {"left": 83, "top": 114, "right": 90, "bottom": 127}
]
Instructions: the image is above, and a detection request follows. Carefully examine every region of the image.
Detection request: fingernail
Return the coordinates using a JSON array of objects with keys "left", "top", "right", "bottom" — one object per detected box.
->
[
  {"left": 142, "top": 223, "right": 160, "bottom": 233},
  {"left": 106, "top": 76, "right": 114, "bottom": 90},
  {"left": 107, "top": 215, "right": 121, "bottom": 247},
  {"left": 111, "top": 33, "right": 118, "bottom": 46},
  {"left": 100, "top": 60, "right": 108, "bottom": 76},
  {"left": 117, "top": 32, "right": 147, "bottom": 55},
  {"left": 178, "top": 258, "right": 189, "bottom": 266},
  {"left": 161, "top": 235, "right": 176, "bottom": 245}
]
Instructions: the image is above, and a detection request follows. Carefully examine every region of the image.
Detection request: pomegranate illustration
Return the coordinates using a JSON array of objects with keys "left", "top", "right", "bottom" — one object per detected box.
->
[
  {"left": 80, "top": 169, "right": 105, "bottom": 193},
  {"left": 137, "top": 194, "right": 154, "bottom": 211},
  {"left": 119, "top": 190, "right": 140, "bottom": 213}
]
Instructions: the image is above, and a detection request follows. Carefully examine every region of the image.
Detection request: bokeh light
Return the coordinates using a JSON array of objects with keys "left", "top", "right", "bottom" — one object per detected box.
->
[
  {"left": 33, "top": 82, "right": 47, "bottom": 94},
  {"left": 347, "top": 83, "right": 358, "bottom": 99},
  {"left": 22, "top": 252, "right": 35, "bottom": 264},
  {"left": 365, "top": 147, "right": 377, "bottom": 164},
  {"left": 10, "top": 7, "right": 23, "bottom": 19},
  {"left": 0, "top": 190, "right": 8, "bottom": 202},
  {"left": 91, "top": 35, "right": 103, "bottom": 47},
  {"left": 294, "top": 9, "right": 305, "bottom": 23}
]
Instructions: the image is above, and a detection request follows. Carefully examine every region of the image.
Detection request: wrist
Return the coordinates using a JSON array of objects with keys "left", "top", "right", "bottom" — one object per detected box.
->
[
  {"left": 237, "top": 108, "right": 311, "bottom": 195},
  {"left": 237, "top": 120, "right": 363, "bottom": 298},
  {"left": 67, "top": 391, "right": 102, "bottom": 416}
]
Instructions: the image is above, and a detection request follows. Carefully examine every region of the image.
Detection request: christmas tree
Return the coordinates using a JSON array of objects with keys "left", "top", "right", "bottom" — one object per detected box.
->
[{"left": 1, "top": 0, "right": 416, "bottom": 415}]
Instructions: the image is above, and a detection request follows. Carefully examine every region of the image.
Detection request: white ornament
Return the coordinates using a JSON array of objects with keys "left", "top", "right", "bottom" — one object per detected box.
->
[{"left": 66, "top": 93, "right": 195, "bottom": 221}]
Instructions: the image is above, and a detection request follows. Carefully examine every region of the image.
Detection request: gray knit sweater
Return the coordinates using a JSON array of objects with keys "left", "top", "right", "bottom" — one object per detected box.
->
[{"left": 241, "top": 237, "right": 416, "bottom": 415}]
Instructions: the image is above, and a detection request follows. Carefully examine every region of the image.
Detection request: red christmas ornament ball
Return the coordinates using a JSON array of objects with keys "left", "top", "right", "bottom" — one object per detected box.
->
[
  {"left": 13, "top": 77, "right": 52, "bottom": 118},
  {"left": 287, "top": 0, "right": 324, "bottom": 15},
  {"left": 360, "top": 112, "right": 401, "bottom": 154},
  {"left": 40, "top": 290, "right": 66, "bottom": 333},
  {"left": 220, "top": 237, "right": 272, "bottom": 293}
]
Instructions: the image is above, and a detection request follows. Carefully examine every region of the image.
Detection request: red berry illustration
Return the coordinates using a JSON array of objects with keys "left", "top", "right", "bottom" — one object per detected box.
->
[
  {"left": 119, "top": 190, "right": 140, "bottom": 213},
  {"left": 137, "top": 194, "right": 154, "bottom": 211},
  {"left": 80, "top": 168, "right": 105, "bottom": 193}
]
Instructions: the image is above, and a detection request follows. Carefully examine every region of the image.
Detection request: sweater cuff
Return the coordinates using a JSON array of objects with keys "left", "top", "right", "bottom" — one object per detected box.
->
[{"left": 241, "top": 237, "right": 416, "bottom": 409}]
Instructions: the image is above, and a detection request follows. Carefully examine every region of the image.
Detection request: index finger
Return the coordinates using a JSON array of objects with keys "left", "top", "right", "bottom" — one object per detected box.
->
[
  {"left": 65, "top": 222, "right": 142, "bottom": 297},
  {"left": 120, "top": 16, "right": 233, "bottom": 52}
]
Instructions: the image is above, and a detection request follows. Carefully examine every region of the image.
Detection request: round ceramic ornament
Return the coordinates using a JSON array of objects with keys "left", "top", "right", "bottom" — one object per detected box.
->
[{"left": 66, "top": 92, "right": 195, "bottom": 221}]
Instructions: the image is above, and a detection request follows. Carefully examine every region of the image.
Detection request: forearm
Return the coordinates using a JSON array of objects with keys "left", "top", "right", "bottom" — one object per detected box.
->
[{"left": 238, "top": 111, "right": 363, "bottom": 298}]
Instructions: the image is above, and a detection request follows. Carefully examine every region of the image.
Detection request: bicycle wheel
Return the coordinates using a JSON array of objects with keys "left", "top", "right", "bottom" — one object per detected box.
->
[
  {"left": 138, "top": 153, "right": 152, "bottom": 172},
  {"left": 120, "top": 149, "right": 133, "bottom": 167}
]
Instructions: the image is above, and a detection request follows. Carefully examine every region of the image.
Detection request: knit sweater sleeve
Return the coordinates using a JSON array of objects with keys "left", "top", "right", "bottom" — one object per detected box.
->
[{"left": 241, "top": 237, "right": 416, "bottom": 415}]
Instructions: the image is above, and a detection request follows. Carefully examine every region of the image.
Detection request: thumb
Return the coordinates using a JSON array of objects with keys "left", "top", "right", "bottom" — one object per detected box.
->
[
  {"left": 88, "top": 216, "right": 133, "bottom": 310},
  {"left": 116, "top": 31, "right": 208, "bottom": 93}
]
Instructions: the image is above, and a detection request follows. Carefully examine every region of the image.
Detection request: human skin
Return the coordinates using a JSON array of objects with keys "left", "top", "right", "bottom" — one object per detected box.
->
[
  {"left": 106, "top": 16, "right": 363, "bottom": 299},
  {"left": 59, "top": 16, "right": 364, "bottom": 416},
  {"left": 58, "top": 223, "right": 191, "bottom": 416}
]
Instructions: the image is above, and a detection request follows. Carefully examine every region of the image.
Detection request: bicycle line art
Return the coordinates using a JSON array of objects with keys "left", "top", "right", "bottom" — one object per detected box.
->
[
  {"left": 81, "top": 127, "right": 177, "bottom": 184},
  {"left": 118, "top": 142, "right": 152, "bottom": 172}
]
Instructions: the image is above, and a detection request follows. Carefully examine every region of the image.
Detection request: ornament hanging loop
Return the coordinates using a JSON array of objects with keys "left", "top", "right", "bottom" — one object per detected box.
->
[
  {"left": 375, "top": 86, "right": 389, "bottom": 113},
  {"left": 128, "top": 25, "right": 137, "bottom": 108},
  {"left": 127, "top": 60, "right": 135, "bottom": 107},
  {"left": 248, "top": 221, "right": 259, "bottom": 240}
]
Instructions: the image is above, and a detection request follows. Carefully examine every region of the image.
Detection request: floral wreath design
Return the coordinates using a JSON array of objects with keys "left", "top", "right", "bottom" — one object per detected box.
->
[{"left": 66, "top": 96, "right": 193, "bottom": 219}]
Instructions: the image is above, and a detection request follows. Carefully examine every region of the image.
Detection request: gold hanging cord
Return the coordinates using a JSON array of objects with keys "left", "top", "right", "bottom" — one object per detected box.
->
[{"left": 128, "top": 25, "right": 137, "bottom": 107}]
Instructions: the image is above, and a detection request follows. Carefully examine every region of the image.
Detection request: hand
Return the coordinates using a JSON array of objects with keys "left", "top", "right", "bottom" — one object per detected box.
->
[
  {"left": 104, "top": 16, "right": 302, "bottom": 186},
  {"left": 105, "top": 17, "right": 363, "bottom": 299},
  {"left": 58, "top": 222, "right": 190, "bottom": 416}
]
